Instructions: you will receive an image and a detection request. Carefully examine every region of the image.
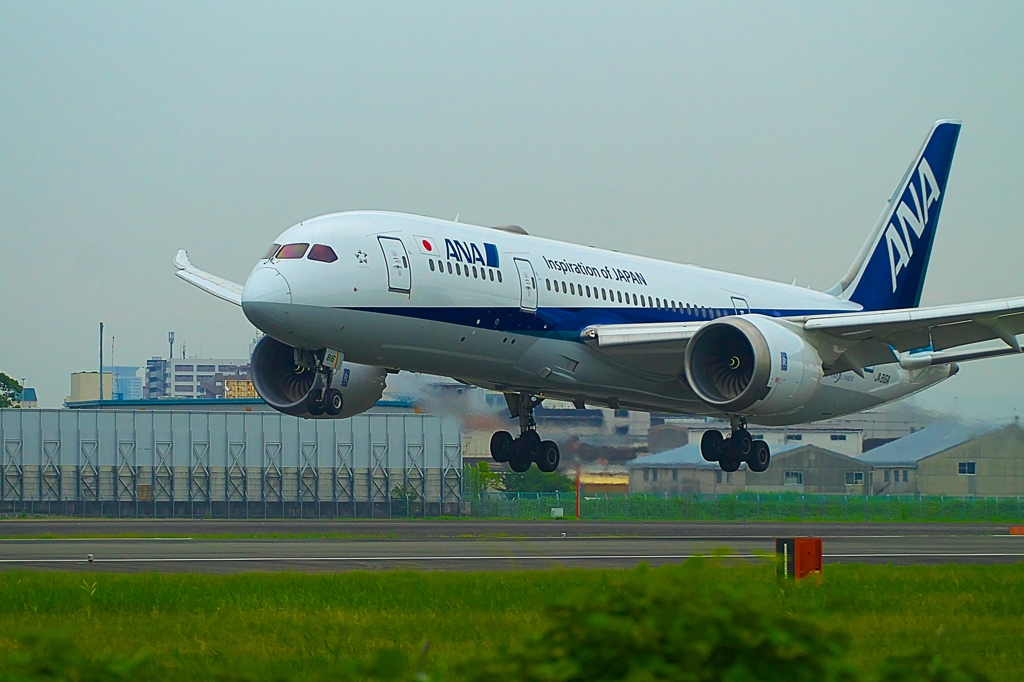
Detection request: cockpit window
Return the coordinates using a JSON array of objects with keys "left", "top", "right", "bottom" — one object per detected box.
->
[
  {"left": 308, "top": 244, "right": 338, "bottom": 263},
  {"left": 262, "top": 244, "right": 281, "bottom": 260},
  {"left": 276, "top": 243, "right": 309, "bottom": 259}
]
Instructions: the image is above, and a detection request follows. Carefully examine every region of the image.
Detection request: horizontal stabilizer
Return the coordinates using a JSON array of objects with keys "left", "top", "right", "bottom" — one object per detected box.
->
[{"left": 174, "top": 249, "right": 243, "bottom": 306}]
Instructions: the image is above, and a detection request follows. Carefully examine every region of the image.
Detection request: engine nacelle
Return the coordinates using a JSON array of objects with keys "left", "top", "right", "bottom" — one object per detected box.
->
[
  {"left": 683, "top": 315, "right": 823, "bottom": 417},
  {"left": 250, "top": 335, "right": 387, "bottom": 419}
]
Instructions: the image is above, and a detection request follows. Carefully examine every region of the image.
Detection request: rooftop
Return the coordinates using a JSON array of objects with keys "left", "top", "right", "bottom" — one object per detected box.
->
[{"left": 859, "top": 421, "right": 1001, "bottom": 465}]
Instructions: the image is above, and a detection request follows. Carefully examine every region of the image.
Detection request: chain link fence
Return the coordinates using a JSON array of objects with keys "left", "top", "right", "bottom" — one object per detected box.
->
[{"left": 466, "top": 491, "right": 1024, "bottom": 522}]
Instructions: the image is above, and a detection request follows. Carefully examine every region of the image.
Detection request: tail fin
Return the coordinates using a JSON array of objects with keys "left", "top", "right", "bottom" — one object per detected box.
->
[{"left": 834, "top": 120, "right": 961, "bottom": 311}]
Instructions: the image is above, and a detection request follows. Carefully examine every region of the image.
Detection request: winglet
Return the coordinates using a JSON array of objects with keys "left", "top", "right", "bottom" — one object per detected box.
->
[
  {"left": 173, "top": 250, "right": 244, "bottom": 306},
  {"left": 174, "top": 249, "right": 193, "bottom": 271}
]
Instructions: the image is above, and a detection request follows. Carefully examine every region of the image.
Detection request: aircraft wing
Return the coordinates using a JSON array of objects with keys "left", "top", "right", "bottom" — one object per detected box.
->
[
  {"left": 579, "top": 321, "right": 704, "bottom": 377},
  {"left": 173, "top": 249, "right": 243, "bottom": 306},
  {"left": 801, "top": 296, "right": 1024, "bottom": 373}
]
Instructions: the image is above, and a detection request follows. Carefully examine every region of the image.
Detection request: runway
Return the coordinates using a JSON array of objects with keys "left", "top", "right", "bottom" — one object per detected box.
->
[{"left": 0, "top": 520, "right": 1021, "bottom": 573}]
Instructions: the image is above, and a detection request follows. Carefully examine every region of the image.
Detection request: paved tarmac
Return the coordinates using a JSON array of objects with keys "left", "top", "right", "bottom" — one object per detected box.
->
[{"left": 0, "top": 519, "right": 1021, "bottom": 573}]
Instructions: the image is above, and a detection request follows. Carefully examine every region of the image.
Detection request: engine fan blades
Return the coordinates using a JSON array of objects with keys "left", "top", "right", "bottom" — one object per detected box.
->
[{"left": 707, "top": 357, "right": 753, "bottom": 400}]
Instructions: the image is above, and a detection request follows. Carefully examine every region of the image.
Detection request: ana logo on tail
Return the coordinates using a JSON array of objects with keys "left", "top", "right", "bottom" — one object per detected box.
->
[{"left": 885, "top": 158, "right": 942, "bottom": 292}]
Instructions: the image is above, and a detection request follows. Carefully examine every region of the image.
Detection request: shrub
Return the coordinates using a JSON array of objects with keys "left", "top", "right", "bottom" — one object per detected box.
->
[{"left": 466, "top": 558, "right": 858, "bottom": 682}]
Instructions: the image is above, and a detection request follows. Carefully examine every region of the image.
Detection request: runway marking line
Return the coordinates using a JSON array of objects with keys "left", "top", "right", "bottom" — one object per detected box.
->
[{"left": 2, "top": 552, "right": 1024, "bottom": 564}]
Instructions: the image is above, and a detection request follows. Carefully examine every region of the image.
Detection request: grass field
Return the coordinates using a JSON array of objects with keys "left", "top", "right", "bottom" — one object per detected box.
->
[{"left": 0, "top": 564, "right": 1021, "bottom": 680}]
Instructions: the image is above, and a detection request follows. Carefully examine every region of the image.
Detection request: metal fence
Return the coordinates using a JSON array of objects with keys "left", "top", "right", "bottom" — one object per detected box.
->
[
  {"left": 0, "top": 409, "right": 462, "bottom": 518},
  {"left": 466, "top": 491, "right": 1024, "bottom": 522}
]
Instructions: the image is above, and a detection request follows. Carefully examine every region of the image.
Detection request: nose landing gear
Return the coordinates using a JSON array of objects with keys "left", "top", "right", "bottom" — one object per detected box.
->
[
  {"left": 302, "top": 353, "right": 344, "bottom": 417},
  {"left": 700, "top": 417, "right": 771, "bottom": 473},
  {"left": 489, "top": 392, "right": 560, "bottom": 472}
]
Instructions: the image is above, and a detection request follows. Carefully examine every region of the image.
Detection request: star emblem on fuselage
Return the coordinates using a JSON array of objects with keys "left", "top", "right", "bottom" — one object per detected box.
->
[{"left": 355, "top": 249, "right": 368, "bottom": 264}]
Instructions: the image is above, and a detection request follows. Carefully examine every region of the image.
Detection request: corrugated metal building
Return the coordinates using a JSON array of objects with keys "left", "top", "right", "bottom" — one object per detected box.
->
[
  {"left": 862, "top": 421, "right": 1024, "bottom": 496},
  {"left": 0, "top": 409, "right": 462, "bottom": 517}
]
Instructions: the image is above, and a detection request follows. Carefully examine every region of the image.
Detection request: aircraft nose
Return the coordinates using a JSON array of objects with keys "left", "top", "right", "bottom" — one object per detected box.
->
[{"left": 242, "top": 266, "right": 292, "bottom": 305}]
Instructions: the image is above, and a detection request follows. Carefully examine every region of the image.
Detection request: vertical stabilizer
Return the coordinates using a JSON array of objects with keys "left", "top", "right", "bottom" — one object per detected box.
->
[{"left": 839, "top": 120, "right": 961, "bottom": 311}]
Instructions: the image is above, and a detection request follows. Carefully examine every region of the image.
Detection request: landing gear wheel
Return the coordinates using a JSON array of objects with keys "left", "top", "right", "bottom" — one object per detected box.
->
[
  {"left": 733, "top": 429, "right": 753, "bottom": 459},
  {"left": 324, "top": 388, "right": 344, "bottom": 416},
  {"left": 508, "top": 452, "right": 532, "bottom": 472},
  {"left": 701, "top": 430, "right": 724, "bottom": 462},
  {"left": 490, "top": 431, "right": 514, "bottom": 463},
  {"left": 520, "top": 430, "right": 542, "bottom": 459},
  {"left": 306, "top": 390, "right": 325, "bottom": 416},
  {"left": 747, "top": 440, "right": 771, "bottom": 473},
  {"left": 719, "top": 447, "right": 741, "bottom": 473},
  {"left": 536, "top": 441, "right": 560, "bottom": 473}
]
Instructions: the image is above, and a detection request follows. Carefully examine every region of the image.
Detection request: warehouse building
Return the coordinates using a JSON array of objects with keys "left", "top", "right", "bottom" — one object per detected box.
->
[
  {"left": 627, "top": 443, "right": 873, "bottom": 495},
  {"left": 0, "top": 409, "right": 462, "bottom": 517},
  {"left": 626, "top": 445, "right": 746, "bottom": 495},
  {"left": 861, "top": 421, "right": 1024, "bottom": 496},
  {"left": 743, "top": 445, "right": 873, "bottom": 495}
]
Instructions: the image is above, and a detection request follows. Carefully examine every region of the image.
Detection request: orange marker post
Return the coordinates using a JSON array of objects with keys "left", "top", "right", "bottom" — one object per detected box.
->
[
  {"left": 575, "top": 466, "right": 581, "bottom": 519},
  {"left": 776, "top": 537, "right": 823, "bottom": 581}
]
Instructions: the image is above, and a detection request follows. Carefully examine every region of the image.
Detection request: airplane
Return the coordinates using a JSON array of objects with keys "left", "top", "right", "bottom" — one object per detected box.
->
[{"left": 175, "top": 120, "right": 1024, "bottom": 475}]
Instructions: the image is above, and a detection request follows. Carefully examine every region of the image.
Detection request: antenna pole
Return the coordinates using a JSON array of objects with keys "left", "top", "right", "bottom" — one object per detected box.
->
[{"left": 99, "top": 322, "right": 104, "bottom": 401}]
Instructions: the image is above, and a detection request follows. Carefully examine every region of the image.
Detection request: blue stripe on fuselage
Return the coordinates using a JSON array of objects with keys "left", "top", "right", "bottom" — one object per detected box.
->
[{"left": 347, "top": 306, "right": 843, "bottom": 336}]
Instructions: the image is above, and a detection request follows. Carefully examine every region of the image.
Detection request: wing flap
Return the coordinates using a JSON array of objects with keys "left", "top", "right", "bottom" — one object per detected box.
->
[
  {"left": 173, "top": 249, "right": 244, "bottom": 306},
  {"left": 579, "top": 321, "right": 703, "bottom": 378},
  {"left": 803, "top": 296, "right": 1024, "bottom": 371},
  {"left": 580, "top": 321, "right": 703, "bottom": 348}
]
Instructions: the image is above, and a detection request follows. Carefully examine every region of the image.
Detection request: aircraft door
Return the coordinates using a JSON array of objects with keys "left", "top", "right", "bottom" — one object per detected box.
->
[
  {"left": 731, "top": 296, "right": 750, "bottom": 315},
  {"left": 514, "top": 258, "right": 538, "bottom": 312},
  {"left": 378, "top": 236, "right": 412, "bottom": 293}
]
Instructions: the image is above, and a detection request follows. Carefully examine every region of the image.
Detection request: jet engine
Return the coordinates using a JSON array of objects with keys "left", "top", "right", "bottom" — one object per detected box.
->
[
  {"left": 683, "top": 315, "right": 824, "bottom": 417},
  {"left": 250, "top": 335, "right": 387, "bottom": 419}
]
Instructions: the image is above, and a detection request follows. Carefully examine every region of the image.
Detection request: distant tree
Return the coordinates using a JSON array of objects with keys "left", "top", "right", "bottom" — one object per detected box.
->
[
  {"left": 390, "top": 483, "right": 419, "bottom": 501},
  {"left": 464, "top": 461, "right": 503, "bottom": 495},
  {"left": 0, "top": 373, "right": 22, "bottom": 409},
  {"left": 501, "top": 467, "right": 574, "bottom": 493}
]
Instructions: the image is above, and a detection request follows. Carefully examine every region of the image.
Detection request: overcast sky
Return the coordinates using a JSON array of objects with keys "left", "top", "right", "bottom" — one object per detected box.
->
[{"left": 1, "top": 2, "right": 1022, "bottom": 418}]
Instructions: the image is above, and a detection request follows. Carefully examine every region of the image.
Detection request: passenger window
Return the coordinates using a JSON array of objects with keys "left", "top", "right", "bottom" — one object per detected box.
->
[
  {"left": 447, "top": 262, "right": 453, "bottom": 274},
  {"left": 562, "top": 282, "right": 567, "bottom": 293},
  {"left": 546, "top": 279, "right": 551, "bottom": 291},
  {"left": 465, "top": 265, "right": 470, "bottom": 277},
  {"left": 656, "top": 298, "right": 660, "bottom": 308},
  {"left": 497, "top": 271, "right": 502, "bottom": 283},
  {"left": 456, "top": 263, "right": 461, "bottom": 275},
  {"left": 632, "top": 293, "right": 638, "bottom": 305},
  {"left": 429, "top": 260, "right": 435, "bottom": 271},
  {"left": 586, "top": 286, "right": 591, "bottom": 297},
  {"left": 472, "top": 266, "right": 478, "bottom": 278},
  {"left": 570, "top": 283, "right": 575, "bottom": 295},
  {"left": 617, "top": 291, "right": 622, "bottom": 303},
  {"left": 308, "top": 244, "right": 338, "bottom": 263},
  {"left": 276, "top": 243, "right": 309, "bottom": 259},
  {"left": 262, "top": 243, "right": 282, "bottom": 260},
  {"left": 602, "top": 289, "right": 607, "bottom": 300},
  {"left": 489, "top": 270, "right": 494, "bottom": 281}
]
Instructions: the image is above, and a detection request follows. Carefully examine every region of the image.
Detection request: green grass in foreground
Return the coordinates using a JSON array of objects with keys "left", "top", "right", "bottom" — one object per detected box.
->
[{"left": 0, "top": 564, "right": 1021, "bottom": 680}]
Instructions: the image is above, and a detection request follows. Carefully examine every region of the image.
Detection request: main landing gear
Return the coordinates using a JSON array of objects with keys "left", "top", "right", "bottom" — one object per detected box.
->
[
  {"left": 489, "top": 393, "right": 560, "bottom": 473},
  {"left": 700, "top": 417, "right": 771, "bottom": 473}
]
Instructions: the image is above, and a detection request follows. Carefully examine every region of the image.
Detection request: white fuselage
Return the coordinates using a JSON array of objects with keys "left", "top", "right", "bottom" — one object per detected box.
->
[{"left": 240, "top": 211, "right": 953, "bottom": 425}]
